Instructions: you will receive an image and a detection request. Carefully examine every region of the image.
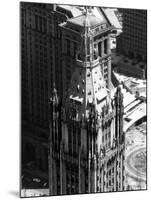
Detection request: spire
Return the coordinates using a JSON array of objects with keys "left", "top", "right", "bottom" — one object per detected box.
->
[
  {"left": 75, "top": 6, "right": 93, "bottom": 63},
  {"left": 83, "top": 7, "right": 90, "bottom": 27},
  {"left": 75, "top": 6, "right": 101, "bottom": 64}
]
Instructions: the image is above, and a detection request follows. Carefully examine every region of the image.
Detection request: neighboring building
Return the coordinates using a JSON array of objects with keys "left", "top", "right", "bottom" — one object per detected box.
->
[
  {"left": 21, "top": 2, "right": 72, "bottom": 187},
  {"left": 49, "top": 8, "right": 125, "bottom": 195},
  {"left": 117, "top": 9, "right": 147, "bottom": 62},
  {"left": 21, "top": 3, "right": 125, "bottom": 193}
]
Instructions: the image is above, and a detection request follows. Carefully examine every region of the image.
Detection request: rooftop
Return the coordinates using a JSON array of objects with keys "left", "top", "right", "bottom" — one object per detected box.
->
[
  {"left": 58, "top": 5, "right": 110, "bottom": 30},
  {"left": 68, "top": 14, "right": 105, "bottom": 28}
]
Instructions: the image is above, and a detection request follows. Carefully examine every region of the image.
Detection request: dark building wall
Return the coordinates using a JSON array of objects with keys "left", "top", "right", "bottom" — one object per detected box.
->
[
  {"left": 21, "top": 2, "right": 63, "bottom": 184},
  {"left": 21, "top": 3, "right": 53, "bottom": 131},
  {"left": 117, "top": 9, "right": 147, "bottom": 62}
]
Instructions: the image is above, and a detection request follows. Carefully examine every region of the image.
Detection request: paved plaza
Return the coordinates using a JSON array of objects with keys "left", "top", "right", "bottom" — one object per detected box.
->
[{"left": 125, "top": 122, "right": 146, "bottom": 190}]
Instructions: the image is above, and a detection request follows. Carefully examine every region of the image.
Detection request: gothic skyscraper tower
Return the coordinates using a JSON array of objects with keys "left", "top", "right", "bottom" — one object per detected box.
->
[{"left": 49, "top": 7, "right": 125, "bottom": 195}]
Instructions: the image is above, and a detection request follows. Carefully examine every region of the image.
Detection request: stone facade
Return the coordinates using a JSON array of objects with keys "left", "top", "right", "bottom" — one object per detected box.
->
[{"left": 49, "top": 8, "right": 125, "bottom": 195}]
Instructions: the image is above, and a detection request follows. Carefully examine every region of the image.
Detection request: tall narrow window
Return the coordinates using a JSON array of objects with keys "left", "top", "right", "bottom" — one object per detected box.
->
[
  {"left": 98, "top": 42, "right": 102, "bottom": 57},
  {"left": 104, "top": 39, "right": 107, "bottom": 54}
]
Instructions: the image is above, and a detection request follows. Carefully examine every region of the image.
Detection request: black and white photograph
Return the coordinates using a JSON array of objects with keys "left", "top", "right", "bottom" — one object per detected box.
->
[{"left": 20, "top": 1, "right": 147, "bottom": 198}]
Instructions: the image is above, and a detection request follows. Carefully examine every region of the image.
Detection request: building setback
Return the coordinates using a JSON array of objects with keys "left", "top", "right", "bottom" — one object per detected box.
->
[
  {"left": 49, "top": 8, "right": 125, "bottom": 194},
  {"left": 21, "top": 3, "right": 125, "bottom": 193}
]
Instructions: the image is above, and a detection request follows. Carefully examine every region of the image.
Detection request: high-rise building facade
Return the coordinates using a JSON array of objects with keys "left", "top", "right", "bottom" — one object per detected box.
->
[
  {"left": 117, "top": 9, "right": 147, "bottom": 62},
  {"left": 49, "top": 8, "right": 125, "bottom": 195},
  {"left": 21, "top": 3, "right": 76, "bottom": 182},
  {"left": 21, "top": 3, "right": 125, "bottom": 193}
]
